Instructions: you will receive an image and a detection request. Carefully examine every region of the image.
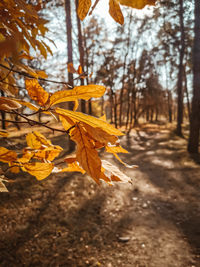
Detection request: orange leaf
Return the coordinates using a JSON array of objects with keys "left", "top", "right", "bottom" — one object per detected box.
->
[
  {"left": 61, "top": 161, "right": 86, "bottom": 174},
  {"left": 0, "top": 97, "right": 21, "bottom": 111},
  {"left": 83, "top": 123, "right": 118, "bottom": 145},
  {"left": 119, "top": 0, "right": 156, "bottom": 9},
  {"left": 67, "top": 62, "right": 77, "bottom": 74},
  {"left": 0, "top": 147, "right": 17, "bottom": 163},
  {"left": 25, "top": 79, "right": 49, "bottom": 106},
  {"left": 26, "top": 131, "right": 51, "bottom": 149},
  {"left": 70, "top": 124, "right": 102, "bottom": 184},
  {"left": 109, "top": 0, "right": 124, "bottom": 25},
  {"left": 22, "top": 162, "right": 54, "bottom": 180},
  {"left": 49, "top": 84, "right": 106, "bottom": 106},
  {"left": 78, "top": 0, "right": 91, "bottom": 20}
]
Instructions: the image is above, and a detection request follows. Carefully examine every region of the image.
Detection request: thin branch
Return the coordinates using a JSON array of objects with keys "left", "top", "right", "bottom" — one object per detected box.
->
[
  {"left": 89, "top": 0, "right": 100, "bottom": 15},
  {"left": 0, "top": 63, "right": 73, "bottom": 87}
]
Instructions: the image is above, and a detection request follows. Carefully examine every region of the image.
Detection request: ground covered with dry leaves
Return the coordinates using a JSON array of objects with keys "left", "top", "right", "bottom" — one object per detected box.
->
[{"left": 0, "top": 123, "right": 200, "bottom": 267}]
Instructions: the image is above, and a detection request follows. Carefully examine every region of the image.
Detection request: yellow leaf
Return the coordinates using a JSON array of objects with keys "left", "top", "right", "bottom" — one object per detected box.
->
[
  {"left": 59, "top": 115, "right": 75, "bottom": 131},
  {"left": 0, "top": 130, "right": 9, "bottom": 138},
  {"left": 22, "top": 162, "right": 54, "bottom": 180},
  {"left": 25, "top": 79, "right": 49, "bottom": 106},
  {"left": 55, "top": 108, "right": 123, "bottom": 136},
  {"left": 106, "top": 145, "right": 138, "bottom": 168},
  {"left": 106, "top": 145, "right": 128, "bottom": 154},
  {"left": 70, "top": 124, "right": 102, "bottom": 184},
  {"left": 0, "top": 147, "right": 17, "bottom": 163},
  {"left": 83, "top": 123, "right": 118, "bottom": 145},
  {"left": 61, "top": 161, "right": 86, "bottom": 174},
  {"left": 0, "top": 97, "right": 21, "bottom": 111},
  {"left": 119, "top": 0, "right": 156, "bottom": 9},
  {"left": 49, "top": 84, "right": 106, "bottom": 106},
  {"left": 26, "top": 131, "right": 51, "bottom": 149},
  {"left": 9, "top": 162, "right": 20, "bottom": 173},
  {"left": 15, "top": 100, "right": 39, "bottom": 112},
  {"left": 102, "top": 160, "right": 132, "bottom": 183},
  {"left": 36, "top": 70, "right": 48, "bottom": 79},
  {"left": 78, "top": 0, "right": 91, "bottom": 20},
  {"left": 109, "top": 0, "right": 124, "bottom": 25},
  {"left": 34, "top": 146, "right": 62, "bottom": 161}
]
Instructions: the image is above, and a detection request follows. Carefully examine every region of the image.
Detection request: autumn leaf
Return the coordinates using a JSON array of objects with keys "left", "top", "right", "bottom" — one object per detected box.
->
[
  {"left": 0, "top": 147, "right": 17, "bottom": 163},
  {"left": 33, "top": 146, "right": 62, "bottom": 161},
  {"left": 15, "top": 100, "right": 39, "bottom": 112},
  {"left": 0, "top": 97, "right": 22, "bottom": 111},
  {"left": 26, "top": 131, "right": 51, "bottom": 149},
  {"left": 22, "top": 162, "right": 54, "bottom": 180},
  {"left": 55, "top": 108, "right": 123, "bottom": 136},
  {"left": 118, "top": 0, "right": 156, "bottom": 9},
  {"left": 61, "top": 161, "right": 86, "bottom": 174},
  {"left": 102, "top": 160, "right": 132, "bottom": 183},
  {"left": 78, "top": 0, "right": 91, "bottom": 20},
  {"left": 49, "top": 84, "right": 106, "bottom": 106},
  {"left": 109, "top": 0, "right": 124, "bottom": 25},
  {"left": 25, "top": 79, "right": 49, "bottom": 106},
  {"left": 70, "top": 124, "right": 102, "bottom": 184},
  {"left": 0, "top": 178, "right": 8, "bottom": 192},
  {"left": 83, "top": 123, "right": 118, "bottom": 145},
  {"left": 106, "top": 145, "right": 138, "bottom": 168},
  {"left": 67, "top": 62, "right": 77, "bottom": 74}
]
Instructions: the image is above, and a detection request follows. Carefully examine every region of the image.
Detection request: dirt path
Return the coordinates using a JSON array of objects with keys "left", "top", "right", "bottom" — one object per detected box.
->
[{"left": 0, "top": 123, "right": 200, "bottom": 267}]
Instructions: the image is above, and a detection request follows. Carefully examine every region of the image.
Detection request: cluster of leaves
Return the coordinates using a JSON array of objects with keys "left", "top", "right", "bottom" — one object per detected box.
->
[
  {"left": 78, "top": 0, "right": 156, "bottom": 25},
  {"left": 0, "top": 78, "right": 136, "bottom": 190},
  {"left": 0, "top": 0, "right": 52, "bottom": 96}
]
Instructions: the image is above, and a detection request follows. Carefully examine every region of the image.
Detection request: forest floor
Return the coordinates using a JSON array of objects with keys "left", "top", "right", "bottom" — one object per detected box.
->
[{"left": 0, "top": 122, "right": 200, "bottom": 267}]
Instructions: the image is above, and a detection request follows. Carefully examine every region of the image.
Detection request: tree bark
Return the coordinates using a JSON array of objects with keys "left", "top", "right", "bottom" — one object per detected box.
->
[
  {"left": 65, "top": 0, "right": 75, "bottom": 151},
  {"left": 187, "top": 0, "right": 200, "bottom": 153},
  {"left": 75, "top": 0, "right": 86, "bottom": 113},
  {"left": 176, "top": 0, "right": 185, "bottom": 136}
]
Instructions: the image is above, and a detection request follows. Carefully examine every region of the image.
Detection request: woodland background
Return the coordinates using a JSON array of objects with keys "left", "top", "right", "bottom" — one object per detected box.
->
[{"left": 0, "top": 0, "right": 200, "bottom": 266}]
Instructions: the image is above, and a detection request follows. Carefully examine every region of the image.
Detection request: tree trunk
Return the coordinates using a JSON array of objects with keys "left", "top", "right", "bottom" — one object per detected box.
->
[
  {"left": 65, "top": 0, "right": 75, "bottom": 151},
  {"left": 167, "top": 90, "right": 172, "bottom": 123},
  {"left": 183, "top": 64, "right": 191, "bottom": 120},
  {"left": 187, "top": 0, "right": 200, "bottom": 153},
  {"left": 176, "top": 0, "right": 185, "bottom": 136},
  {"left": 75, "top": 0, "right": 86, "bottom": 113}
]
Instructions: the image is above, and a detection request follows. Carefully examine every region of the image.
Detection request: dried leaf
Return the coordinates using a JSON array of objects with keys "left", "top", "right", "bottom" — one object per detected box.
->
[
  {"left": 61, "top": 161, "right": 86, "bottom": 174},
  {"left": 109, "top": 0, "right": 124, "bottom": 25},
  {"left": 70, "top": 124, "right": 102, "bottom": 184},
  {"left": 55, "top": 108, "right": 123, "bottom": 136},
  {"left": 0, "top": 147, "right": 17, "bottom": 163},
  {"left": 0, "top": 179, "right": 8, "bottom": 192},
  {"left": 102, "top": 160, "right": 132, "bottom": 183},
  {"left": 25, "top": 79, "right": 49, "bottom": 106},
  {"left": 22, "top": 162, "right": 54, "bottom": 180},
  {"left": 0, "top": 97, "right": 21, "bottom": 111},
  {"left": 26, "top": 131, "right": 51, "bottom": 149},
  {"left": 67, "top": 62, "right": 77, "bottom": 74},
  {"left": 78, "top": 0, "right": 91, "bottom": 20},
  {"left": 50, "top": 84, "right": 106, "bottom": 106},
  {"left": 83, "top": 123, "right": 118, "bottom": 145},
  {"left": 119, "top": 0, "right": 156, "bottom": 9}
]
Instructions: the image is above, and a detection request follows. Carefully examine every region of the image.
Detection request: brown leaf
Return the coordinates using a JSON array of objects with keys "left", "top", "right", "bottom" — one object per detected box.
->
[
  {"left": 109, "top": 0, "right": 124, "bottom": 25},
  {"left": 83, "top": 123, "right": 118, "bottom": 145},
  {"left": 0, "top": 147, "right": 17, "bottom": 163},
  {"left": 102, "top": 160, "right": 132, "bottom": 183},
  {"left": 119, "top": 0, "right": 156, "bottom": 9},
  {"left": 0, "top": 97, "right": 21, "bottom": 111},
  {"left": 67, "top": 62, "right": 77, "bottom": 74},
  {"left": 78, "top": 0, "right": 92, "bottom": 20},
  {"left": 70, "top": 124, "right": 102, "bottom": 184},
  {"left": 22, "top": 162, "right": 54, "bottom": 180},
  {"left": 25, "top": 79, "right": 49, "bottom": 106}
]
